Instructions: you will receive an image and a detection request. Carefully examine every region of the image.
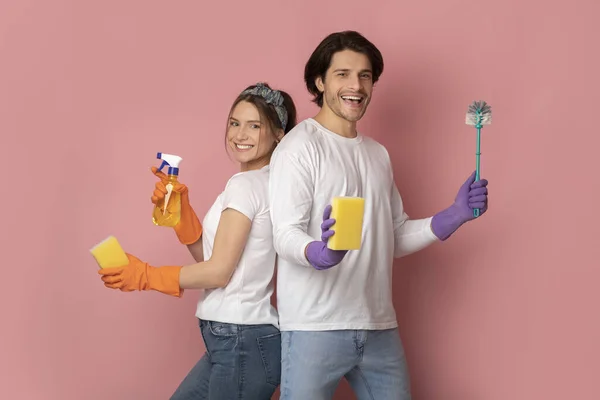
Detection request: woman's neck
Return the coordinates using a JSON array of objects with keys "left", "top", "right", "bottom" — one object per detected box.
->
[{"left": 240, "top": 155, "right": 270, "bottom": 172}]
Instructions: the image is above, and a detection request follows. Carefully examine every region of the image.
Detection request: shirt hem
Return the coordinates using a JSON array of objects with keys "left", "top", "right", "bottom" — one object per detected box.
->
[
  {"left": 195, "top": 312, "right": 280, "bottom": 329},
  {"left": 278, "top": 321, "right": 398, "bottom": 331}
]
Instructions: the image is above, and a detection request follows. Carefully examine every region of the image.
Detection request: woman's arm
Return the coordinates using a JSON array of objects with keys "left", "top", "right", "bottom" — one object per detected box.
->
[
  {"left": 179, "top": 208, "right": 252, "bottom": 289},
  {"left": 186, "top": 240, "right": 204, "bottom": 263}
]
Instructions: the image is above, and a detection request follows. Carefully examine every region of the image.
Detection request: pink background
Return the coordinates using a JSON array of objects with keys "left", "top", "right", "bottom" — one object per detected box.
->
[{"left": 1, "top": 0, "right": 599, "bottom": 399}]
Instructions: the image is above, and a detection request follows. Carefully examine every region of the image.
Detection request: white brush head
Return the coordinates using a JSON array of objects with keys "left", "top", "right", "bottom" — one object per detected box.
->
[{"left": 466, "top": 100, "right": 492, "bottom": 126}]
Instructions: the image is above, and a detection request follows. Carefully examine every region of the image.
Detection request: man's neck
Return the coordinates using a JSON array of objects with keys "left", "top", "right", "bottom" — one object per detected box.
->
[{"left": 313, "top": 107, "right": 357, "bottom": 139}]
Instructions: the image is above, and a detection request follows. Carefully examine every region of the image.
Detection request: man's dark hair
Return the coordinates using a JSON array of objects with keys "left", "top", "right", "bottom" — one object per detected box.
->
[{"left": 304, "top": 31, "right": 384, "bottom": 107}]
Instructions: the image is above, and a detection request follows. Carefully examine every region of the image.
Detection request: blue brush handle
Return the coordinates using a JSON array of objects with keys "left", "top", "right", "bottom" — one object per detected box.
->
[{"left": 474, "top": 126, "right": 481, "bottom": 218}]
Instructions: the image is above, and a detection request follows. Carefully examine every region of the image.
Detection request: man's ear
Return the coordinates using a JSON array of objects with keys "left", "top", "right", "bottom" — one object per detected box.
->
[{"left": 315, "top": 76, "right": 325, "bottom": 93}]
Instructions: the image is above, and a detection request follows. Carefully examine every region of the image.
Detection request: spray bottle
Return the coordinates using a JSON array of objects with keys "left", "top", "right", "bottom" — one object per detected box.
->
[{"left": 152, "top": 152, "right": 183, "bottom": 227}]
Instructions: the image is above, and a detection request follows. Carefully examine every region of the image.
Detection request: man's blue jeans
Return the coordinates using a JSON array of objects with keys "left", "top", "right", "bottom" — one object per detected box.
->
[
  {"left": 171, "top": 319, "right": 281, "bottom": 400},
  {"left": 280, "top": 328, "right": 411, "bottom": 400}
]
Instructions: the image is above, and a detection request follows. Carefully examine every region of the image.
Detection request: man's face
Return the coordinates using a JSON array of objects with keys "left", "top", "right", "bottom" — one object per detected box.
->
[{"left": 316, "top": 49, "right": 374, "bottom": 123}]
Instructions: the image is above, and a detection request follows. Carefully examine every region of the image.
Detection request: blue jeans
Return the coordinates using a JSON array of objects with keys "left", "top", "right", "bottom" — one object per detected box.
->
[
  {"left": 171, "top": 319, "right": 281, "bottom": 400},
  {"left": 280, "top": 328, "right": 411, "bottom": 400}
]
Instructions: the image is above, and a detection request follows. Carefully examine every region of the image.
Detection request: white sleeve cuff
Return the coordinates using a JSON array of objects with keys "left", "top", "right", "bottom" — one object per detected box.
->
[{"left": 394, "top": 217, "right": 439, "bottom": 258}]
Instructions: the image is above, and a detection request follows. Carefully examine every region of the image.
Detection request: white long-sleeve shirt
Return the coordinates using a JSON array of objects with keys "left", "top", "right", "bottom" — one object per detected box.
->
[{"left": 269, "top": 118, "right": 439, "bottom": 331}]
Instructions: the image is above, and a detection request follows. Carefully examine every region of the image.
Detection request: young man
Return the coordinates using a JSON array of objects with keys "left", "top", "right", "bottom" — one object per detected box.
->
[{"left": 269, "top": 31, "right": 489, "bottom": 400}]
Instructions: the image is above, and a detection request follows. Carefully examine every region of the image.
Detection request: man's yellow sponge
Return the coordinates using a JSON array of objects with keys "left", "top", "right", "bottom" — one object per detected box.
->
[
  {"left": 327, "top": 197, "right": 365, "bottom": 251},
  {"left": 90, "top": 235, "right": 129, "bottom": 269}
]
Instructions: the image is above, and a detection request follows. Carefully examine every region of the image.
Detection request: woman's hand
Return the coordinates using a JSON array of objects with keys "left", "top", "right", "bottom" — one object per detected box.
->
[{"left": 151, "top": 166, "right": 203, "bottom": 245}]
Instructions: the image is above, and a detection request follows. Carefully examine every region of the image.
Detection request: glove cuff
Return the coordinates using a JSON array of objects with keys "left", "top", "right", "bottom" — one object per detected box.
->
[
  {"left": 431, "top": 205, "right": 465, "bottom": 241},
  {"left": 147, "top": 265, "right": 184, "bottom": 297},
  {"left": 174, "top": 192, "right": 203, "bottom": 245}
]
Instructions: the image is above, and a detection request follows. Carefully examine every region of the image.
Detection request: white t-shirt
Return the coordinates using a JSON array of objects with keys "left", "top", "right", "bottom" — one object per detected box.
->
[
  {"left": 194, "top": 165, "right": 279, "bottom": 328},
  {"left": 269, "top": 118, "right": 439, "bottom": 331}
]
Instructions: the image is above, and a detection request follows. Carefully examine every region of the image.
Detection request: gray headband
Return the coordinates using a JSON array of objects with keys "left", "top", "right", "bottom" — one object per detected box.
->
[{"left": 241, "top": 82, "right": 288, "bottom": 130}]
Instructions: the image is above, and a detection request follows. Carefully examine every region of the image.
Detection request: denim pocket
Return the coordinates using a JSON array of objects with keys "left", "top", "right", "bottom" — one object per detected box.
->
[
  {"left": 257, "top": 332, "right": 282, "bottom": 387},
  {"left": 201, "top": 321, "right": 239, "bottom": 360},
  {"left": 208, "top": 321, "right": 238, "bottom": 337}
]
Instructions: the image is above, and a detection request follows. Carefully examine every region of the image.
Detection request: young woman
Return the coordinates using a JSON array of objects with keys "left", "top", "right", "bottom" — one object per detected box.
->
[{"left": 98, "top": 82, "right": 297, "bottom": 399}]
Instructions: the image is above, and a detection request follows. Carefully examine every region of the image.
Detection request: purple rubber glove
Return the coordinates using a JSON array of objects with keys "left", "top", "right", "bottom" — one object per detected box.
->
[
  {"left": 431, "top": 171, "right": 489, "bottom": 241},
  {"left": 305, "top": 205, "right": 348, "bottom": 270}
]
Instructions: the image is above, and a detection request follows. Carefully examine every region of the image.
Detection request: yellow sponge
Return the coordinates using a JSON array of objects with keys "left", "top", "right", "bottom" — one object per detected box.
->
[
  {"left": 90, "top": 235, "right": 129, "bottom": 269},
  {"left": 327, "top": 197, "right": 365, "bottom": 251}
]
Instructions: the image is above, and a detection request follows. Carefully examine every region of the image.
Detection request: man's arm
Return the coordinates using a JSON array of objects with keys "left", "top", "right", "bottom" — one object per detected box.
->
[
  {"left": 269, "top": 149, "right": 315, "bottom": 267},
  {"left": 391, "top": 182, "right": 439, "bottom": 258}
]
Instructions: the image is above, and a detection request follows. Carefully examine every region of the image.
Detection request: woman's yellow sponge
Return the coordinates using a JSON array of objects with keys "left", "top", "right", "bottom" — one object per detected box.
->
[
  {"left": 90, "top": 235, "right": 129, "bottom": 269},
  {"left": 327, "top": 197, "right": 365, "bottom": 251}
]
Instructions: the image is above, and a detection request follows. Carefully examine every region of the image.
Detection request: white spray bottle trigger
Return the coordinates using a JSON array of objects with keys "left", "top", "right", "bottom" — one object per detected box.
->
[{"left": 156, "top": 152, "right": 183, "bottom": 174}]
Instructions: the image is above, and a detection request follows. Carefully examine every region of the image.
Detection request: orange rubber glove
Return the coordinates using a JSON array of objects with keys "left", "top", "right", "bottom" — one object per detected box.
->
[
  {"left": 98, "top": 253, "right": 183, "bottom": 297},
  {"left": 151, "top": 166, "right": 203, "bottom": 245}
]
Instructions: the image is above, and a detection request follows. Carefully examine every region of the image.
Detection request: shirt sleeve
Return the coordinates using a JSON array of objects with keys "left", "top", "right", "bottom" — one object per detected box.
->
[
  {"left": 269, "top": 148, "right": 315, "bottom": 267},
  {"left": 391, "top": 181, "right": 439, "bottom": 258},
  {"left": 220, "top": 174, "right": 259, "bottom": 221}
]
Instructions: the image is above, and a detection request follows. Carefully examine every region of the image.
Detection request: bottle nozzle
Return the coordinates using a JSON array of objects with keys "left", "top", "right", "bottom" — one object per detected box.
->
[{"left": 156, "top": 152, "right": 183, "bottom": 176}]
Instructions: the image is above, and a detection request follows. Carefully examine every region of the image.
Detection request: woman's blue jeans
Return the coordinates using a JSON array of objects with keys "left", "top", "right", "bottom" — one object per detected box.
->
[{"left": 171, "top": 319, "right": 281, "bottom": 400}]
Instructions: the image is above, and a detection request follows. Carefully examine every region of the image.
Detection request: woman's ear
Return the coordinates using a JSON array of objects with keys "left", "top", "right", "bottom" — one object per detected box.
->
[{"left": 275, "top": 129, "right": 285, "bottom": 143}]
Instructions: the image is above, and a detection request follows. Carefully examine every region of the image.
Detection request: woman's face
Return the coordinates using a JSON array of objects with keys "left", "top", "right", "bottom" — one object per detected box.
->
[{"left": 226, "top": 100, "right": 281, "bottom": 171}]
